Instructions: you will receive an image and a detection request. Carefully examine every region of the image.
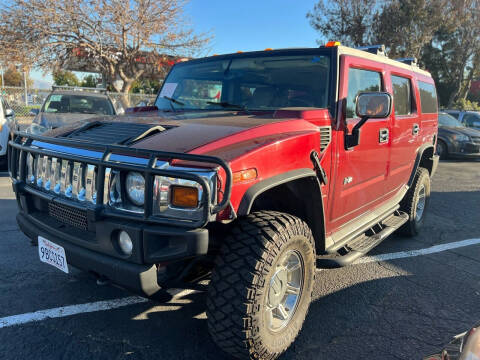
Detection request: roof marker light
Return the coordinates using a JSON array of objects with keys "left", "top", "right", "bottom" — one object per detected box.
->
[
  {"left": 264, "top": 48, "right": 273, "bottom": 51},
  {"left": 325, "top": 41, "right": 341, "bottom": 47}
]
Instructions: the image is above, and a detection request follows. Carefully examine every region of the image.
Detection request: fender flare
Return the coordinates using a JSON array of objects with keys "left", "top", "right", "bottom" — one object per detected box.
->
[
  {"left": 408, "top": 144, "right": 438, "bottom": 187},
  {"left": 237, "top": 168, "right": 327, "bottom": 252},
  {"left": 237, "top": 168, "right": 317, "bottom": 215}
]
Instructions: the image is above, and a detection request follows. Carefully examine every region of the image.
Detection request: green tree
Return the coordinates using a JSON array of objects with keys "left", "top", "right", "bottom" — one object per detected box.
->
[
  {"left": 53, "top": 70, "right": 79, "bottom": 86},
  {"left": 420, "top": 0, "right": 480, "bottom": 106},
  {"left": 307, "top": 0, "right": 377, "bottom": 46},
  {"left": 81, "top": 74, "right": 98, "bottom": 88},
  {"left": 308, "top": 0, "right": 480, "bottom": 108},
  {"left": 0, "top": 0, "right": 210, "bottom": 107},
  {"left": 373, "top": 0, "right": 450, "bottom": 58},
  {"left": 131, "top": 79, "right": 161, "bottom": 94},
  {"left": 2, "top": 66, "right": 23, "bottom": 86}
]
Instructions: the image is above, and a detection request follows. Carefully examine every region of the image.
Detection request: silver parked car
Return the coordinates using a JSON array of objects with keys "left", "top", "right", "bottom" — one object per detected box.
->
[
  {"left": 0, "top": 97, "right": 16, "bottom": 166},
  {"left": 27, "top": 86, "right": 122, "bottom": 134}
]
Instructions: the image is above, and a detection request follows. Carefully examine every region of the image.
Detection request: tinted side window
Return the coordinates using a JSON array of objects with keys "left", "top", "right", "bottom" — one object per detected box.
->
[
  {"left": 346, "top": 68, "right": 382, "bottom": 118},
  {"left": 392, "top": 75, "right": 412, "bottom": 115},
  {"left": 463, "top": 113, "right": 480, "bottom": 126},
  {"left": 418, "top": 81, "right": 437, "bottom": 114},
  {"left": 447, "top": 112, "right": 460, "bottom": 119}
]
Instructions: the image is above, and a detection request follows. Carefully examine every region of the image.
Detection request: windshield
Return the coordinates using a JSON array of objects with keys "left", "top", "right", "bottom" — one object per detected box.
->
[
  {"left": 439, "top": 113, "right": 464, "bottom": 127},
  {"left": 43, "top": 94, "right": 114, "bottom": 115},
  {"left": 155, "top": 53, "right": 331, "bottom": 111}
]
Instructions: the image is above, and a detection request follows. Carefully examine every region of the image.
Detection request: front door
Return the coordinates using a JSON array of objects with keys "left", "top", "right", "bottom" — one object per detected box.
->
[
  {"left": 328, "top": 56, "right": 392, "bottom": 231},
  {"left": 385, "top": 71, "right": 419, "bottom": 192}
]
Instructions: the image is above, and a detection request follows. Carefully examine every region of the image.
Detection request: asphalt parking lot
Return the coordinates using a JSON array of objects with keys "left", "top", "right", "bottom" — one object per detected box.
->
[{"left": 0, "top": 160, "right": 479, "bottom": 360}]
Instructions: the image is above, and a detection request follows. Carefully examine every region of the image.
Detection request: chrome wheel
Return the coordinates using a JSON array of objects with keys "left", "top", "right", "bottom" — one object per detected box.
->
[
  {"left": 415, "top": 184, "right": 426, "bottom": 222},
  {"left": 264, "top": 249, "right": 304, "bottom": 332}
]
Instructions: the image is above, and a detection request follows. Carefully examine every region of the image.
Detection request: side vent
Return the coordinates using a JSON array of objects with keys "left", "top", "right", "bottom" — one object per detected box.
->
[{"left": 319, "top": 126, "right": 332, "bottom": 152}]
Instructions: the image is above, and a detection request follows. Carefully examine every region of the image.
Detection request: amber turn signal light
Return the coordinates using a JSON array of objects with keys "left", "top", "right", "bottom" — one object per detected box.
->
[
  {"left": 171, "top": 186, "right": 198, "bottom": 208},
  {"left": 325, "top": 41, "right": 341, "bottom": 47},
  {"left": 233, "top": 168, "right": 257, "bottom": 183}
]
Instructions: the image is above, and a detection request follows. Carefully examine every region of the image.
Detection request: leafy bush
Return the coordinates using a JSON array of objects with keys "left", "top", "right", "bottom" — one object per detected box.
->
[{"left": 452, "top": 99, "right": 480, "bottom": 111}]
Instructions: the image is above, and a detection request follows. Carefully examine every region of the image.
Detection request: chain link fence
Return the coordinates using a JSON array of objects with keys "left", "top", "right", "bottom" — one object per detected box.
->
[{"left": 0, "top": 86, "right": 157, "bottom": 125}]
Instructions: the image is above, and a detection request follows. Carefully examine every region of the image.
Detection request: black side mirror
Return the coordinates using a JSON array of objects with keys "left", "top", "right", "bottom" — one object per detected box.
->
[
  {"left": 345, "top": 92, "right": 392, "bottom": 149},
  {"left": 5, "top": 108, "right": 15, "bottom": 117}
]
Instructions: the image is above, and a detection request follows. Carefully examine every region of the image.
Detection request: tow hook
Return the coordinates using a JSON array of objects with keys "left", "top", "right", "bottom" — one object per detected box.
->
[{"left": 311, "top": 151, "right": 328, "bottom": 185}]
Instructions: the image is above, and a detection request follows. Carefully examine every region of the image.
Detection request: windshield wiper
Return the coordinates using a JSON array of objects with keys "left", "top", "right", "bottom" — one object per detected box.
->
[
  {"left": 162, "top": 96, "right": 184, "bottom": 113},
  {"left": 206, "top": 101, "right": 250, "bottom": 113},
  {"left": 163, "top": 96, "right": 184, "bottom": 106}
]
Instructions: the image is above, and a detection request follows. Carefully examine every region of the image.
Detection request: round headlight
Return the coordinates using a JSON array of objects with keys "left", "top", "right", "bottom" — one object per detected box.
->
[
  {"left": 27, "top": 123, "right": 49, "bottom": 135},
  {"left": 118, "top": 230, "right": 133, "bottom": 256},
  {"left": 126, "top": 172, "right": 145, "bottom": 206}
]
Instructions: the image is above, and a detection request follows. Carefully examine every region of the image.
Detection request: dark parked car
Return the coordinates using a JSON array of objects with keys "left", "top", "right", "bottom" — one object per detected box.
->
[
  {"left": 27, "top": 87, "right": 120, "bottom": 134},
  {"left": 437, "top": 112, "right": 480, "bottom": 159},
  {"left": 443, "top": 109, "right": 480, "bottom": 131}
]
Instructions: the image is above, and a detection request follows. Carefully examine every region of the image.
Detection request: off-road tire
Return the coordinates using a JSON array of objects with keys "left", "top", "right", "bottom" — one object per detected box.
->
[
  {"left": 399, "top": 167, "right": 431, "bottom": 237},
  {"left": 436, "top": 140, "right": 448, "bottom": 160},
  {"left": 206, "top": 211, "right": 316, "bottom": 360}
]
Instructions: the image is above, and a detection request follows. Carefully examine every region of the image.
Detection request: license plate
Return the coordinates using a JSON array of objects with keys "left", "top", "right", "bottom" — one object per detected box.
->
[{"left": 38, "top": 236, "right": 69, "bottom": 273}]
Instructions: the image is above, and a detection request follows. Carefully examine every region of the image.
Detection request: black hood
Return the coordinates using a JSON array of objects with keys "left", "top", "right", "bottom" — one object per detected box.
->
[{"left": 439, "top": 125, "right": 480, "bottom": 138}]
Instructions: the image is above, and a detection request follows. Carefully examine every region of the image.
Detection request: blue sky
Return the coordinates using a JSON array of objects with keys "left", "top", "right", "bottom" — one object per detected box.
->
[{"left": 31, "top": 1, "right": 321, "bottom": 86}]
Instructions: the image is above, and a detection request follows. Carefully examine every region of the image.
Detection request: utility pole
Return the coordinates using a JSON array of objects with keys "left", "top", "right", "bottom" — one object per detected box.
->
[{"left": 24, "top": 68, "right": 28, "bottom": 106}]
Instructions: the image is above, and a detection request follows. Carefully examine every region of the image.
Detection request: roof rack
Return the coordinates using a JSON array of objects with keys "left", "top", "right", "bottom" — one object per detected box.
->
[
  {"left": 52, "top": 85, "right": 107, "bottom": 94},
  {"left": 396, "top": 57, "right": 418, "bottom": 67},
  {"left": 356, "top": 45, "right": 387, "bottom": 57}
]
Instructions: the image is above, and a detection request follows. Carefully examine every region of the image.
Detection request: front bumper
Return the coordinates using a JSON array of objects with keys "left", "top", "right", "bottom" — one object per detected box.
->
[
  {"left": 8, "top": 130, "right": 233, "bottom": 297},
  {"left": 449, "top": 141, "right": 480, "bottom": 158},
  {"left": 16, "top": 197, "right": 209, "bottom": 296}
]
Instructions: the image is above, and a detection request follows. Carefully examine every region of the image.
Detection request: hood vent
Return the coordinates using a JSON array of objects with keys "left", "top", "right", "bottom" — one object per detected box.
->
[{"left": 64, "top": 122, "right": 166, "bottom": 145}]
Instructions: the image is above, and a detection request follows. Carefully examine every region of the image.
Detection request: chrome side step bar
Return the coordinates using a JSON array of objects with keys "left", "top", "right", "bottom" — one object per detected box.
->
[{"left": 316, "top": 211, "right": 409, "bottom": 268}]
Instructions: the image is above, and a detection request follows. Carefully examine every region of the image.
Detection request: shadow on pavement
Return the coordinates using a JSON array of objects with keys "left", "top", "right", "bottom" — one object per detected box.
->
[{"left": 51, "top": 266, "right": 477, "bottom": 360}]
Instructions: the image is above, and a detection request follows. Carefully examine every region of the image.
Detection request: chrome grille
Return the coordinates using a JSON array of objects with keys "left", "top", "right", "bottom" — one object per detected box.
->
[
  {"left": 25, "top": 154, "right": 97, "bottom": 204},
  {"left": 10, "top": 132, "right": 230, "bottom": 229},
  {"left": 471, "top": 136, "right": 480, "bottom": 144},
  {"left": 319, "top": 126, "right": 332, "bottom": 152}
]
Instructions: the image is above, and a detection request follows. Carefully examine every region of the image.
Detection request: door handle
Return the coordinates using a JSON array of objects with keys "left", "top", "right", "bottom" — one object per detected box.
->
[
  {"left": 412, "top": 123, "right": 420, "bottom": 135},
  {"left": 379, "top": 128, "right": 389, "bottom": 143}
]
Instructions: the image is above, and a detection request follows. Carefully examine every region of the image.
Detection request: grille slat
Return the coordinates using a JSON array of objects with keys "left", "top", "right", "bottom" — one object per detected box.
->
[{"left": 22, "top": 153, "right": 97, "bottom": 203}]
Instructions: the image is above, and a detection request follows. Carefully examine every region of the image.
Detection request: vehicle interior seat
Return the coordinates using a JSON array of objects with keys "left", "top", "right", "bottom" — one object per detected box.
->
[
  {"left": 47, "top": 101, "right": 62, "bottom": 112},
  {"left": 248, "top": 87, "right": 275, "bottom": 108}
]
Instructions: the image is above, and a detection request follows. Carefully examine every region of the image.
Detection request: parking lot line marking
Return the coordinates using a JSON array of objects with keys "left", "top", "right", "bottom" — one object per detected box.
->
[
  {"left": 0, "top": 296, "right": 148, "bottom": 329},
  {"left": 1, "top": 239, "right": 479, "bottom": 329},
  {"left": 353, "top": 238, "right": 480, "bottom": 264}
]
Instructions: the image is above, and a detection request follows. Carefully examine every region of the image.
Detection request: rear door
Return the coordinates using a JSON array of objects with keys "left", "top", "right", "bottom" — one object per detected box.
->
[{"left": 328, "top": 56, "right": 391, "bottom": 230}]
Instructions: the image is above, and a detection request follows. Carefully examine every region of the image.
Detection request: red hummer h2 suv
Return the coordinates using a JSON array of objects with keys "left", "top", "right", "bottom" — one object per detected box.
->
[{"left": 9, "top": 43, "right": 439, "bottom": 359}]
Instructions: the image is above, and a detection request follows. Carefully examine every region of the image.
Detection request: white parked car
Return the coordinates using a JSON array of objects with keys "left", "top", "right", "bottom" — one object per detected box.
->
[{"left": 0, "top": 97, "right": 16, "bottom": 166}]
